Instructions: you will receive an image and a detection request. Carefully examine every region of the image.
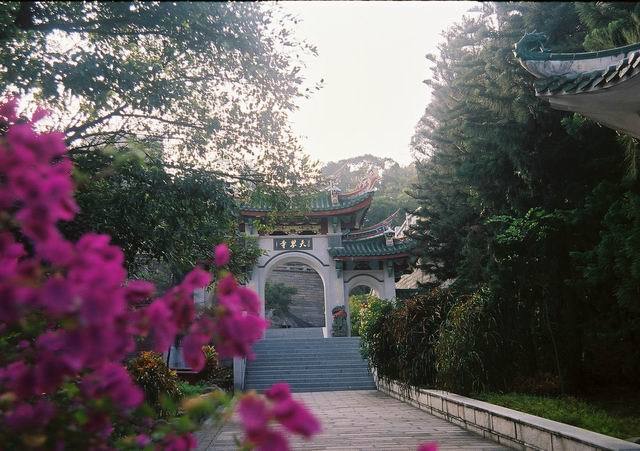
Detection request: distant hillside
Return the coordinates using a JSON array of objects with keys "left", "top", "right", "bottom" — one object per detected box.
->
[{"left": 323, "top": 154, "right": 417, "bottom": 226}]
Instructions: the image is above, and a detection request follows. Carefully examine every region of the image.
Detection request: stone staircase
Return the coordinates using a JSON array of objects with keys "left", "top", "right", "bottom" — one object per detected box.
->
[{"left": 244, "top": 333, "right": 375, "bottom": 392}]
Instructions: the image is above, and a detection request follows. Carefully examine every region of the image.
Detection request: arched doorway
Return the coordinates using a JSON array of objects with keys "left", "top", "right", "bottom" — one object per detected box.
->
[{"left": 264, "top": 261, "right": 326, "bottom": 330}]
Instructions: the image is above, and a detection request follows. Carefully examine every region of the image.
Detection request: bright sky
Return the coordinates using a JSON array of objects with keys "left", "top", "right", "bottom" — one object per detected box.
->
[{"left": 280, "top": 1, "right": 476, "bottom": 166}]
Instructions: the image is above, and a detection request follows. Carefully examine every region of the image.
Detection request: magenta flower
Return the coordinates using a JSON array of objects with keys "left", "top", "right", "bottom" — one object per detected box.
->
[
  {"left": 144, "top": 300, "right": 178, "bottom": 352},
  {"left": 238, "top": 382, "right": 321, "bottom": 450},
  {"left": 214, "top": 243, "right": 231, "bottom": 267},
  {"left": 162, "top": 433, "right": 197, "bottom": 451},
  {"left": 4, "top": 400, "right": 55, "bottom": 430},
  {"left": 213, "top": 311, "right": 268, "bottom": 359},
  {"left": 417, "top": 443, "right": 439, "bottom": 451},
  {"left": 182, "top": 317, "right": 215, "bottom": 371},
  {"left": 0, "top": 99, "right": 318, "bottom": 450},
  {"left": 238, "top": 394, "right": 271, "bottom": 435},
  {"left": 264, "top": 383, "right": 291, "bottom": 403},
  {"left": 135, "top": 434, "right": 151, "bottom": 447},
  {"left": 82, "top": 363, "right": 143, "bottom": 411},
  {"left": 265, "top": 384, "right": 321, "bottom": 438},
  {"left": 253, "top": 429, "right": 289, "bottom": 451},
  {"left": 125, "top": 280, "right": 156, "bottom": 304}
]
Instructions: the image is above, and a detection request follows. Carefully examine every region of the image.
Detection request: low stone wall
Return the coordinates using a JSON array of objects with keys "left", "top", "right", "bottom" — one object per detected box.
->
[{"left": 375, "top": 374, "right": 640, "bottom": 451}]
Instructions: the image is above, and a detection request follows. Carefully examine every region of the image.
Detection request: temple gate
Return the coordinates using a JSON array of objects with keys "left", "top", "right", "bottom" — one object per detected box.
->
[{"left": 240, "top": 172, "right": 415, "bottom": 337}]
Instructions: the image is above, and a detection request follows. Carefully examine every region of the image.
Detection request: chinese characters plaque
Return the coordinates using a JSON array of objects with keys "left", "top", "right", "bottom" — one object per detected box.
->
[{"left": 273, "top": 238, "right": 313, "bottom": 250}]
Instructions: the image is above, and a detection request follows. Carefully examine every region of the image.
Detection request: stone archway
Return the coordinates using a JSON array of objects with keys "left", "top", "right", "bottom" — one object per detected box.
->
[
  {"left": 265, "top": 261, "right": 326, "bottom": 329},
  {"left": 345, "top": 274, "right": 384, "bottom": 299},
  {"left": 253, "top": 249, "right": 338, "bottom": 337}
]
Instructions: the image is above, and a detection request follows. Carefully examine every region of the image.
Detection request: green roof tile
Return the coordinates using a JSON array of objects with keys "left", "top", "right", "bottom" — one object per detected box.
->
[
  {"left": 241, "top": 191, "right": 373, "bottom": 213},
  {"left": 329, "top": 236, "right": 415, "bottom": 258},
  {"left": 532, "top": 57, "right": 640, "bottom": 97}
]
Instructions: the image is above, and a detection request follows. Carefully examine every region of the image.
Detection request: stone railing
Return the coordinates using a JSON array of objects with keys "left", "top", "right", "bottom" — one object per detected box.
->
[
  {"left": 374, "top": 373, "right": 640, "bottom": 451},
  {"left": 233, "top": 357, "right": 246, "bottom": 391}
]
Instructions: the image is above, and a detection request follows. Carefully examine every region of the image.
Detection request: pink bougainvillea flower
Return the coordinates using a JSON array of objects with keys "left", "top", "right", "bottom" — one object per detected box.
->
[
  {"left": 162, "top": 433, "right": 197, "bottom": 451},
  {"left": 124, "top": 280, "right": 156, "bottom": 304},
  {"left": 135, "top": 434, "right": 151, "bottom": 447},
  {"left": 182, "top": 317, "right": 215, "bottom": 371},
  {"left": 213, "top": 311, "right": 268, "bottom": 359},
  {"left": 265, "top": 384, "right": 320, "bottom": 438},
  {"left": 271, "top": 398, "right": 321, "bottom": 438},
  {"left": 0, "top": 99, "right": 318, "bottom": 450},
  {"left": 30, "top": 105, "right": 49, "bottom": 123},
  {"left": 264, "top": 383, "right": 291, "bottom": 403},
  {"left": 182, "top": 267, "right": 212, "bottom": 292},
  {"left": 4, "top": 399, "right": 55, "bottom": 430},
  {"left": 217, "top": 273, "right": 237, "bottom": 295},
  {"left": 214, "top": 243, "right": 231, "bottom": 267},
  {"left": 236, "top": 286, "right": 261, "bottom": 315},
  {"left": 82, "top": 363, "right": 143, "bottom": 411},
  {"left": 0, "top": 95, "right": 18, "bottom": 122},
  {"left": 238, "top": 394, "right": 271, "bottom": 435},
  {"left": 417, "top": 443, "right": 439, "bottom": 451},
  {"left": 252, "top": 429, "right": 289, "bottom": 451},
  {"left": 144, "top": 300, "right": 178, "bottom": 352}
]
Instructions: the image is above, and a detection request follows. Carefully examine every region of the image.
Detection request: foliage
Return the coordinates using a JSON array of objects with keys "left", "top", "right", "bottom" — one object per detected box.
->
[
  {"left": 0, "top": 101, "right": 317, "bottom": 449},
  {"left": 359, "top": 290, "right": 454, "bottom": 388},
  {"left": 477, "top": 393, "right": 640, "bottom": 440},
  {"left": 177, "top": 382, "right": 210, "bottom": 398},
  {"left": 434, "top": 287, "right": 503, "bottom": 394},
  {"left": 331, "top": 305, "right": 348, "bottom": 337},
  {"left": 0, "top": 2, "right": 321, "bottom": 187},
  {"left": 62, "top": 147, "right": 261, "bottom": 287},
  {"left": 406, "top": 1, "right": 640, "bottom": 394},
  {"left": 265, "top": 282, "right": 297, "bottom": 318},
  {"left": 348, "top": 293, "right": 376, "bottom": 337},
  {"left": 126, "top": 352, "right": 181, "bottom": 417},
  {"left": 188, "top": 345, "right": 232, "bottom": 391}
]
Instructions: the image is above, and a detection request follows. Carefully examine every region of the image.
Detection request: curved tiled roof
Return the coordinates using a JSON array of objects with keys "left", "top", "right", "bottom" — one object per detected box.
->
[
  {"left": 514, "top": 32, "right": 640, "bottom": 62},
  {"left": 330, "top": 235, "right": 415, "bottom": 259},
  {"left": 343, "top": 209, "right": 400, "bottom": 241},
  {"left": 534, "top": 50, "right": 640, "bottom": 96},
  {"left": 240, "top": 191, "right": 373, "bottom": 214}
]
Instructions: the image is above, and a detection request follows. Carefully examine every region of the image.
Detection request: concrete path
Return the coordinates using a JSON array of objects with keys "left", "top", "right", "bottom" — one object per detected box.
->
[{"left": 196, "top": 390, "right": 508, "bottom": 450}]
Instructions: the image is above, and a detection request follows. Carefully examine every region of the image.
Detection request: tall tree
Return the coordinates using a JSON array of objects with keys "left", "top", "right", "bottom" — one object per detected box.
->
[
  {"left": 409, "top": 2, "right": 640, "bottom": 392},
  {"left": 0, "top": 1, "right": 321, "bottom": 187}
]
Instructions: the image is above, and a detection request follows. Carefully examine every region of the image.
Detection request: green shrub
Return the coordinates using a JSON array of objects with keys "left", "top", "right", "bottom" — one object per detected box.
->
[
  {"left": 265, "top": 282, "right": 297, "bottom": 317},
  {"left": 349, "top": 293, "right": 376, "bottom": 336},
  {"left": 127, "top": 351, "right": 181, "bottom": 417},
  {"left": 435, "top": 286, "right": 502, "bottom": 394},
  {"left": 177, "top": 382, "right": 210, "bottom": 397},
  {"left": 359, "top": 296, "right": 396, "bottom": 377},
  {"left": 331, "top": 305, "right": 348, "bottom": 337}
]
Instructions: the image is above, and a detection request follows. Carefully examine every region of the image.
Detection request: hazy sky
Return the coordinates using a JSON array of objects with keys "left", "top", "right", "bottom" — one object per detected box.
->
[{"left": 280, "top": 1, "right": 475, "bottom": 165}]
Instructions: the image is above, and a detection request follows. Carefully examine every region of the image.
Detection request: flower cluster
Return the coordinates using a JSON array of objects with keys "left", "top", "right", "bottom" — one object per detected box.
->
[
  {"left": 0, "top": 99, "right": 306, "bottom": 449},
  {"left": 237, "top": 383, "right": 321, "bottom": 450}
]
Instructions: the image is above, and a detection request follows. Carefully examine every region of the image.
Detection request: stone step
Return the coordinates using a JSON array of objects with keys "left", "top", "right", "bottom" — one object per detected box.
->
[
  {"left": 251, "top": 354, "right": 364, "bottom": 362},
  {"left": 255, "top": 337, "right": 361, "bottom": 344},
  {"left": 253, "top": 344, "right": 362, "bottom": 351},
  {"left": 247, "top": 369, "right": 371, "bottom": 379},
  {"left": 246, "top": 381, "right": 377, "bottom": 392},
  {"left": 247, "top": 363, "right": 369, "bottom": 372},
  {"left": 247, "top": 359, "right": 366, "bottom": 367},
  {"left": 244, "top": 336, "right": 372, "bottom": 392},
  {"left": 245, "top": 377, "right": 373, "bottom": 389},
  {"left": 253, "top": 344, "right": 363, "bottom": 351}
]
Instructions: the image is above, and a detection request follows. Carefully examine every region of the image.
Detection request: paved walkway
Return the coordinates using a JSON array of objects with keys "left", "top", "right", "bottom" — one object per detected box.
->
[{"left": 196, "top": 390, "right": 508, "bottom": 450}]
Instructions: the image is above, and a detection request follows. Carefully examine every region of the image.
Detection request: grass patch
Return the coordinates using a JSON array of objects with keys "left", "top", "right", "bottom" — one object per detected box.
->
[
  {"left": 178, "top": 382, "right": 210, "bottom": 397},
  {"left": 477, "top": 392, "right": 640, "bottom": 440}
]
